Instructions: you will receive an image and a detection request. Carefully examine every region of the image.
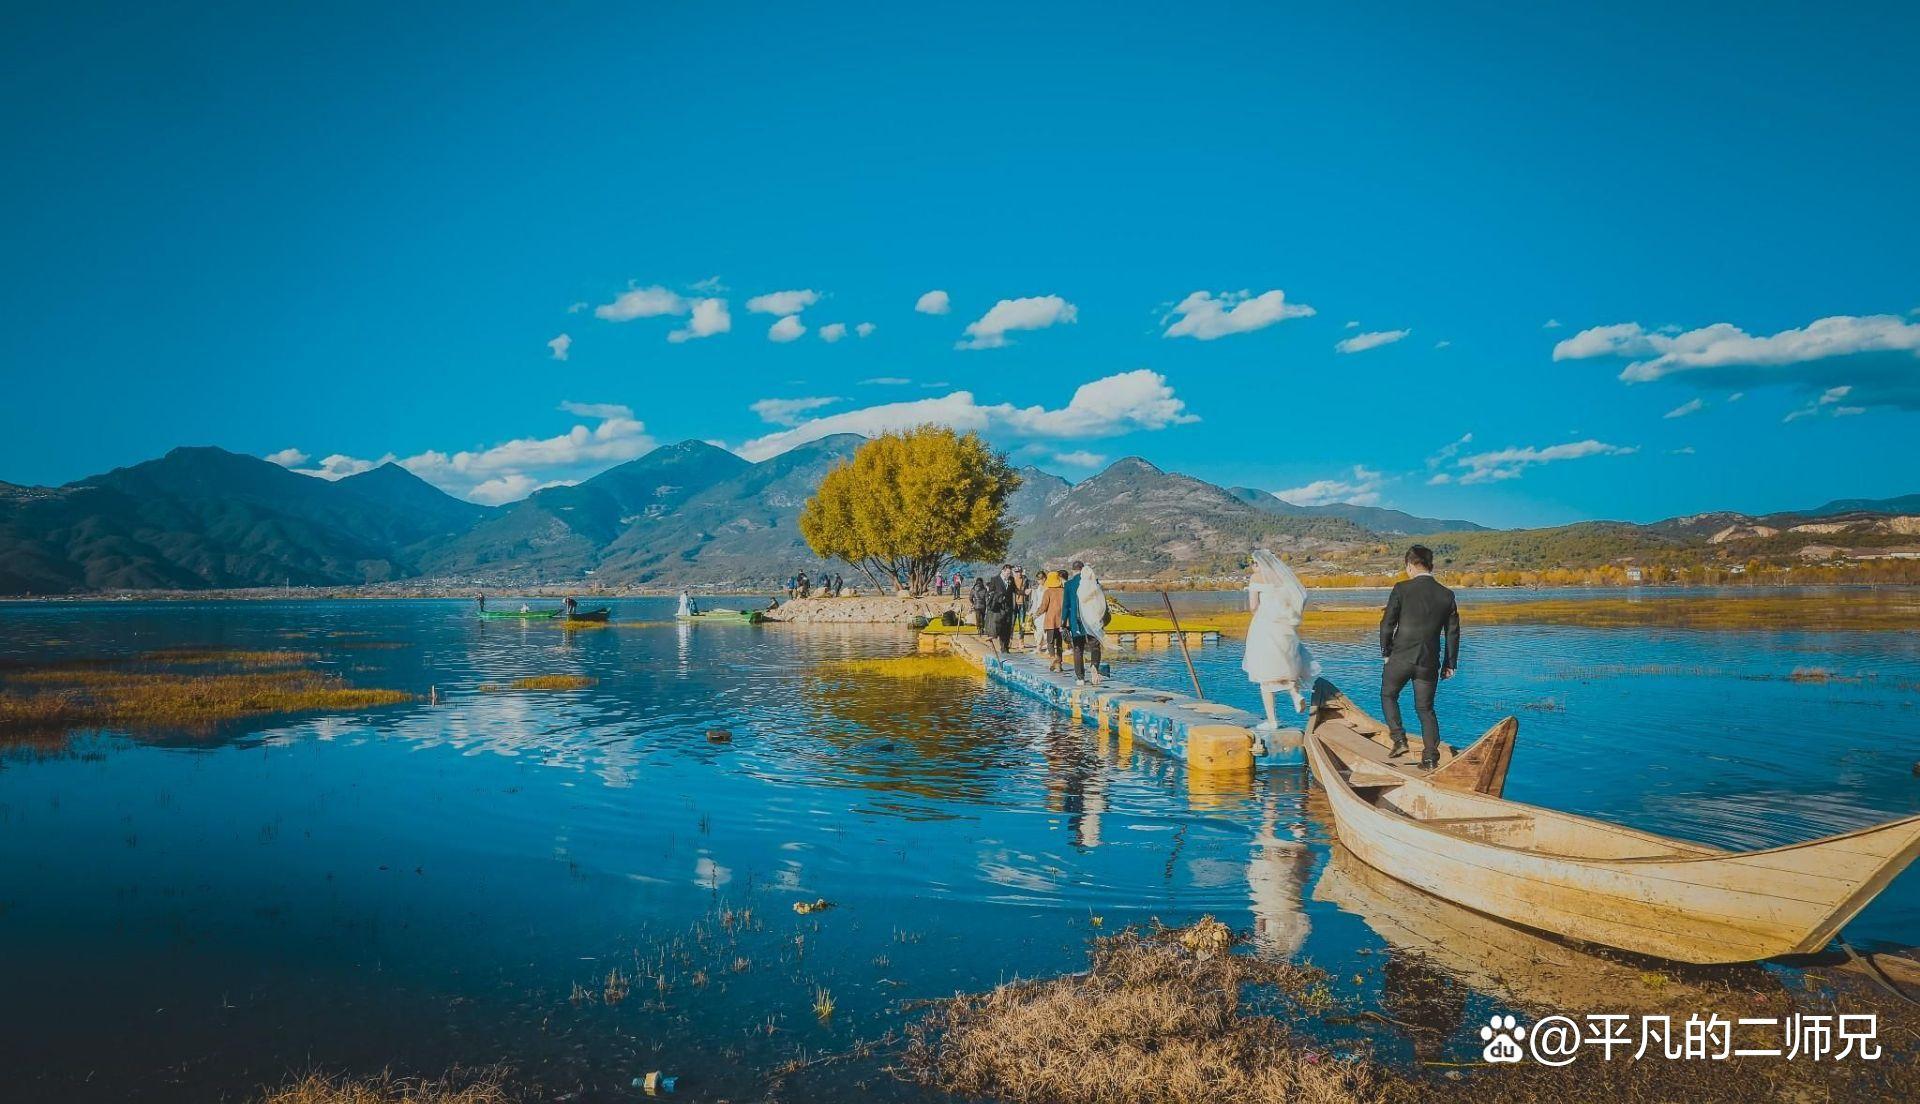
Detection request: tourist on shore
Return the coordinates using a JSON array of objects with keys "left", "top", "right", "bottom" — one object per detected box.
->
[
  {"left": 935, "top": 574, "right": 947, "bottom": 596},
  {"left": 951, "top": 571, "right": 964, "bottom": 597},
  {"left": 1379, "top": 544, "right": 1460, "bottom": 770},
  {"left": 970, "top": 576, "right": 989, "bottom": 632},
  {"left": 986, "top": 564, "right": 1017, "bottom": 653},
  {"left": 1010, "top": 566, "right": 1030, "bottom": 642},
  {"left": 798, "top": 570, "right": 811, "bottom": 598},
  {"left": 1064, "top": 560, "right": 1109, "bottom": 685},
  {"left": 1034, "top": 569, "right": 1066, "bottom": 670},
  {"left": 1243, "top": 549, "right": 1321, "bottom": 729},
  {"left": 834, "top": 572, "right": 845, "bottom": 597},
  {"left": 1027, "top": 568, "right": 1049, "bottom": 655}
]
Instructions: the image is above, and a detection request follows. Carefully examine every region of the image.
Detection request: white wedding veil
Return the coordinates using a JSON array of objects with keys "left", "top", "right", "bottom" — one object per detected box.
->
[
  {"left": 1251, "top": 548, "right": 1307, "bottom": 617},
  {"left": 1077, "top": 565, "right": 1109, "bottom": 642}
]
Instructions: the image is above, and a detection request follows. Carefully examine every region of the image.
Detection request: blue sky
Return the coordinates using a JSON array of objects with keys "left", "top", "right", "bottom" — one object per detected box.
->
[{"left": 3, "top": 2, "right": 1917, "bottom": 527}]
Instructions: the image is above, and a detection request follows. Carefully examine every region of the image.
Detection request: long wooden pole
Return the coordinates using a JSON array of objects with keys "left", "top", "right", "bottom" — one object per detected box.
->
[{"left": 1160, "top": 590, "right": 1205, "bottom": 700}]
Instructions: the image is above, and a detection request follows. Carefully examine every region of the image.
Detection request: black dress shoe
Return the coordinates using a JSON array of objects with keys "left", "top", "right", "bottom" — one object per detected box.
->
[
  {"left": 1387, "top": 735, "right": 1410, "bottom": 758},
  {"left": 1418, "top": 755, "right": 1439, "bottom": 771}
]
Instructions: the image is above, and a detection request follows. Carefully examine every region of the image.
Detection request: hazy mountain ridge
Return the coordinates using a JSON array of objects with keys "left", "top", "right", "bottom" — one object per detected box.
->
[{"left": 3, "top": 444, "right": 1917, "bottom": 593}]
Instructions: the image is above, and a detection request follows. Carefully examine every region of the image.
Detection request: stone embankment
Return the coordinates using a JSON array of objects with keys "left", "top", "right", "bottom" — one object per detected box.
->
[{"left": 763, "top": 595, "right": 969, "bottom": 625}]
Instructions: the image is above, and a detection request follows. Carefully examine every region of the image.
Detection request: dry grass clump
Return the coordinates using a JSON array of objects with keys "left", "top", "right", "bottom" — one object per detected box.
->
[
  {"left": 478, "top": 674, "right": 597, "bottom": 692},
  {"left": 257, "top": 1070, "right": 515, "bottom": 1104},
  {"left": 823, "top": 654, "right": 982, "bottom": 680},
  {"left": 906, "top": 918, "right": 1383, "bottom": 1104}
]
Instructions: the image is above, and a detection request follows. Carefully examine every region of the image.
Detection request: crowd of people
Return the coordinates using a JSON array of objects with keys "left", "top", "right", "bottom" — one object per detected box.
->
[
  {"left": 963, "top": 560, "right": 1111, "bottom": 685},
  {"left": 784, "top": 570, "right": 848, "bottom": 598}
]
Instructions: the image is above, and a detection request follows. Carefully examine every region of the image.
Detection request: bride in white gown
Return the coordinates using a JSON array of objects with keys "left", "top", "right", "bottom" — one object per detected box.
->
[{"left": 1242, "top": 548, "right": 1321, "bottom": 727}]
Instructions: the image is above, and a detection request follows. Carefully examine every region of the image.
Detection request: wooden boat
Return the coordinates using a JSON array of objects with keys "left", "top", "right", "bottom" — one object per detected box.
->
[
  {"left": 676, "top": 608, "right": 766, "bottom": 624},
  {"left": 1305, "top": 677, "right": 1920, "bottom": 964},
  {"left": 478, "top": 608, "right": 561, "bottom": 620},
  {"left": 564, "top": 607, "right": 611, "bottom": 622},
  {"left": 1309, "top": 841, "right": 1772, "bottom": 1011}
]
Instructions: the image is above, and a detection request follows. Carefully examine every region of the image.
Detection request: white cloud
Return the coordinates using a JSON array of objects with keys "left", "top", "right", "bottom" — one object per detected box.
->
[
  {"left": 746, "top": 289, "right": 820, "bottom": 316},
  {"left": 915, "top": 289, "right": 951, "bottom": 315},
  {"left": 1162, "top": 289, "right": 1315, "bottom": 340},
  {"left": 731, "top": 369, "right": 1197, "bottom": 461},
  {"left": 855, "top": 322, "right": 875, "bottom": 338},
  {"left": 1336, "top": 329, "right": 1410, "bottom": 354},
  {"left": 818, "top": 323, "right": 848, "bottom": 343},
  {"left": 1345, "top": 320, "right": 1359, "bottom": 329},
  {"left": 291, "top": 404, "right": 656, "bottom": 503},
  {"left": 1053, "top": 450, "right": 1107, "bottom": 468},
  {"left": 547, "top": 333, "right": 572, "bottom": 361},
  {"left": 264, "top": 448, "right": 310, "bottom": 468},
  {"left": 558, "top": 401, "right": 633, "bottom": 419},
  {"left": 1784, "top": 385, "right": 1859, "bottom": 423},
  {"left": 690, "top": 276, "right": 727, "bottom": 293},
  {"left": 958, "top": 295, "right": 1076, "bottom": 350},
  {"left": 1434, "top": 340, "right": 1452, "bottom": 349},
  {"left": 1543, "top": 319, "right": 1562, "bottom": 329},
  {"left": 468, "top": 474, "right": 575, "bottom": 506},
  {"left": 1436, "top": 439, "right": 1637, "bottom": 485},
  {"left": 566, "top": 301, "right": 588, "bottom": 314},
  {"left": 767, "top": 315, "right": 805, "bottom": 343},
  {"left": 1554, "top": 314, "right": 1920, "bottom": 410},
  {"left": 668, "top": 298, "right": 730, "bottom": 343},
  {"left": 751, "top": 396, "right": 840, "bottom": 426},
  {"left": 1425, "top": 433, "right": 1472, "bottom": 469},
  {"left": 1276, "top": 466, "right": 1385, "bottom": 507},
  {"left": 298, "top": 454, "right": 384, "bottom": 480},
  {"left": 861, "top": 377, "right": 911, "bottom": 386},
  {"left": 594, "top": 285, "right": 688, "bottom": 321},
  {"left": 1670, "top": 446, "right": 1696, "bottom": 455},
  {"left": 1663, "top": 398, "right": 1704, "bottom": 419}
]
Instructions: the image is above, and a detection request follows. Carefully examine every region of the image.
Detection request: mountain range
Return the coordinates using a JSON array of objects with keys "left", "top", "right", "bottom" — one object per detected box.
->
[{"left": 2, "top": 441, "right": 1916, "bottom": 594}]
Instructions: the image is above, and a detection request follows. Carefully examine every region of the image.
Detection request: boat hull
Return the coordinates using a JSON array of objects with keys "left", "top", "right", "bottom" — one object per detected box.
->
[{"left": 1306, "top": 684, "right": 1920, "bottom": 965}]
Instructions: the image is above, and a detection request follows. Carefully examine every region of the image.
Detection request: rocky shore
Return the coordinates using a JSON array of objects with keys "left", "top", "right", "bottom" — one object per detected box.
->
[{"left": 764, "top": 595, "right": 969, "bottom": 625}]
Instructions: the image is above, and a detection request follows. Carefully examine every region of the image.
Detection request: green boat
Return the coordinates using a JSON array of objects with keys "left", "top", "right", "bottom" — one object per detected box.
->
[
  {"left": 478, "top": 608, "right": 562, "bottom": 620},
  {"left": 676, "top": 608, "right": 766, "bottom": 624}
]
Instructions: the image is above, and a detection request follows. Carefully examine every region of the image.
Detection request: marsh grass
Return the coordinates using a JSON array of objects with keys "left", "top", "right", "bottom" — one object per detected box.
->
[
  {"left": 137, "top": 648, "right": 321, "bottom": 666},
  {"left": 0, "top": 650, "right": 412, "bottom": 740},
  {"left": 906, "top": 918, "right": 1382, "bottom": 1104},
  {"left": 1207, "top": 593, "right": 1920, "bottom": 637},
  {"left": 821, "top": 655, "right": 982, "bottom": 680},
  {"left": 257, "top": 1071, "right": 514, "bottom": 1104},
  {"left": 477, "top": 675, "right": 597, "bottom": 692}
]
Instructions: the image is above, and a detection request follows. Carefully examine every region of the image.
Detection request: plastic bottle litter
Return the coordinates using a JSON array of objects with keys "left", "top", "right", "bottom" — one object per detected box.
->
[{"left": 633, "top": 1071, "right": 677, "bottom": 1094}]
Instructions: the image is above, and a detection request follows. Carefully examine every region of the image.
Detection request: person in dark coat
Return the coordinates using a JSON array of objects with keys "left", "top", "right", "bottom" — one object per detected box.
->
[
  {"left": 985, "top": 564, "right": 1017, "bottom": 653},
  {"left": 970, "top": 576, "right": 989, "bottom": 634},
  {"left": 1378, "top": 544, "right": 1461, "bottom": 769}
]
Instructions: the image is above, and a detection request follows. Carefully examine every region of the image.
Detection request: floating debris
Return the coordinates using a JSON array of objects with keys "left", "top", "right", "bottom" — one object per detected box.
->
[
  {"left": 793, "top": 898, "right": 835, "bottom": 915},
  {"left": 633, "top": 1072, "right": 677, "bottom": 1095},
  {"left": 706, "top": 727, "right": 733, "bottom": 743}
]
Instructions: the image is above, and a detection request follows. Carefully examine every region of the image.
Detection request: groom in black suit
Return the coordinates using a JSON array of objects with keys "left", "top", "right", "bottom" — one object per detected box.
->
[{"left": 1379, "top": 544, "right": 1460, "bottom": 769}]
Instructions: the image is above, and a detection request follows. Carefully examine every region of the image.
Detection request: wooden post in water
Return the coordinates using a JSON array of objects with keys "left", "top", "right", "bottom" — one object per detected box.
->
[{"left": 1160, "top": 590, "right": 1205, "bottom": 700}]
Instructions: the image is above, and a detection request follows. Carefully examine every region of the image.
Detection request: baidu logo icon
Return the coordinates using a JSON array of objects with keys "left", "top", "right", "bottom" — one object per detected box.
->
[{"left": 1481, "top": 1014, "right": 1528, "bottom": 1063}]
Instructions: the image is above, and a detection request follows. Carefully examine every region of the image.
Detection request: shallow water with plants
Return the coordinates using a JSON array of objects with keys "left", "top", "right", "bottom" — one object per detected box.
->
[{"left": 1, "top": 593, "right": 1917, "bottom": 1101}]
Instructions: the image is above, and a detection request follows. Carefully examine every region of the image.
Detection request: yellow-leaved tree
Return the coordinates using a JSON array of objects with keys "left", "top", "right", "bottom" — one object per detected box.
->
[{"left": 799, "top": 426, "right": 1021, "bottom": 596}]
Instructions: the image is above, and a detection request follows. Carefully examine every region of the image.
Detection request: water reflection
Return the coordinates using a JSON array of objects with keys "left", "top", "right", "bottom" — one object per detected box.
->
[{"left": 0, "top": 596, "right": 1916, "bottom": 1102}]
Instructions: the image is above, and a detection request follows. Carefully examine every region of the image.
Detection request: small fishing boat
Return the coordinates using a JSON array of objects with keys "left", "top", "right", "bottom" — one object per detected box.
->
[
  {"left": 1305, "top": 678, "right": 1920, "bottom": 964},
  {"left": 676, "top": 608, "right": 766, "bottom": 624},
  {"left": 478, "top": 608, "right": 561, "bottom": 621},
  {"left": 564, "top": 607, "right": 612, "bottom": 622}
]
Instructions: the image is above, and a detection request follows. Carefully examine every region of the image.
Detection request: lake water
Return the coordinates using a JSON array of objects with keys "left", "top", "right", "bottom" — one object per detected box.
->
[{"left": 2, "top": 594, "right": 1917, "bottom": 1101}]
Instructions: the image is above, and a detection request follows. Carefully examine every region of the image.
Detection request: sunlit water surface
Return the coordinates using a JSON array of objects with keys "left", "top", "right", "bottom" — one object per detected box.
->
[{"left": 1, "top": 594, "right": 1916, "bottom": 1101}]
